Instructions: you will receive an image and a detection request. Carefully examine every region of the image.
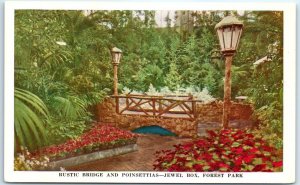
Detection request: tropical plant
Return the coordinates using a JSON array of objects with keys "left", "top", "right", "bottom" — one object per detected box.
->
[{"left": 14, "top": 88, "right": 49, "bottom": 150}]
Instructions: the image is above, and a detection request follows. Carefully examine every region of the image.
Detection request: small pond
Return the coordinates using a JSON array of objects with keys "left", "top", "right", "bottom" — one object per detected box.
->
[{"left": 132, "top": 125, "right": 177, "bottom": 136}]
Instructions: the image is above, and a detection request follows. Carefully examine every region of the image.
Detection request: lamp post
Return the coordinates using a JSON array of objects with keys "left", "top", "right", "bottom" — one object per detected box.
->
[
  {"left": 215, "top": 16, "right": 243, "bottom": 128},
  {"left": 111, "top": 47, "right": 122, "bottom": 96}
]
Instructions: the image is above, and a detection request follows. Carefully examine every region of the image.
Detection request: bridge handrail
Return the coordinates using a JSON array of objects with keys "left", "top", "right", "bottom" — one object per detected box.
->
[{"left": 111, "top": 95, "right": 204, "bottom": 103}]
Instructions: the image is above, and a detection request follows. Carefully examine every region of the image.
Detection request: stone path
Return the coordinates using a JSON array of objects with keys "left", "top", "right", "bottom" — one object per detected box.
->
[{"left": 67, "top": 134, "right": 192, "bottom": 171}]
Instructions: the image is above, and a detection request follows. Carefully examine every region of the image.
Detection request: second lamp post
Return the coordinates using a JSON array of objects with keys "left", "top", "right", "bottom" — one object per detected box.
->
[
  {"left": 215, "top": 16, "right": 244, "bottom": 128},
  {"left": 111, "top": 47, "right": 122, "bottom": 96}
]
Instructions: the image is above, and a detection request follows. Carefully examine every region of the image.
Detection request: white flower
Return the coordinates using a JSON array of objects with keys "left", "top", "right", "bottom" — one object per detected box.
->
[
  {"left": 18, "top": 155, "right": 25, "bottom": 161},
  {"left": 44, "top": 156, "right": 50, "bottom": 162}
]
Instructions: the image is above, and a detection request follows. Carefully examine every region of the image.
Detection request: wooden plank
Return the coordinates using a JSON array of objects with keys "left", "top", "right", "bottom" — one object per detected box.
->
[
  {"left": 120, "top": 100, "right": 135, "bottom": 114},
  {"left": 182, "top": 102, "right": 193, "bottom": 114},
  {"left": 128, "top": 98, "right": 150, "bottom": 116},
  {"left": 157, "top": 101, "right": 180, "bottom": 116},
  {"left": 129, "top": 97, "right": 151, "bottom": 108},
  {"left": 178, "top": 103, "right": 193, "bottom": 119},
  {"left": 113, "top": 95, "right": 203, "bottom": 102}
]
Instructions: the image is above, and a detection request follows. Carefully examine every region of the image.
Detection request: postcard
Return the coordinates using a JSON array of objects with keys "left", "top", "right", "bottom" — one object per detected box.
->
[{"left": 4, "top": 1, "right": 296, "bottom": 183}]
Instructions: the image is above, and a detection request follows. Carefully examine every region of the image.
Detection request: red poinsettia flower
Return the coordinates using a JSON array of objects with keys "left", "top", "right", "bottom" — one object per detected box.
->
[
  {"left": 207, "top": 130, "right": 217, "bottom": 137},
  {"left": 182, "top": 143, "right": 194, "bottom": 151},
  {"left": 153, "top": 129, "right": 282, "bottom": 172},
  {"left": 234, "top": 156, "right": 243, "bottom": 166},
  {"left": 252, "top": 164, "right": 267, "bottom": 171},
  {"left": 193, "top": 164, "right": 203, "bottom": 171},
  {"left": 32, "top": 124, "right": 137, "bottom": 160},
  {"left": 249, "top": 147, "right": 259, "bottom": 154},
  {"left": 272, "top": 161, "right": 283, "bottom": 168},
  {"left": 243, "top": 154, "right": 255, "bottom": 163}
]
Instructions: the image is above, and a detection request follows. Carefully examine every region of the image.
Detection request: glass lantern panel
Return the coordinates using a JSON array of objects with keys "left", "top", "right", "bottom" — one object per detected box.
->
[
  {"left": 232, "top": 26, "right": 242, "bottom": 50},
  {"left": 112, "top": 53, "right": 118, "bottom": 64},
  {"left": 223, "top": 27, "right": 233, "bottom": 50},
  {"left": 116, "top": 53, "right": 121, "bottom": 64},
  {"left": 217, "top": 29, "right": 225, "bottom": 51}
]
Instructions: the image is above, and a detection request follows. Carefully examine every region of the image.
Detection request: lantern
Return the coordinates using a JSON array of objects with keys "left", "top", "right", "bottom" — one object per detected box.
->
[
  {"left": 111, "top": 47, "right": 122, "bottom": 65},
  {"left": 215, "top": 16, "right": 243, "bottom": 56}
]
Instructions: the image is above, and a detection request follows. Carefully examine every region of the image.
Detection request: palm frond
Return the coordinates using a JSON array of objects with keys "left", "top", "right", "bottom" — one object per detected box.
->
[
  {"left": 14, "top": 88, "right": 49, "bottom": 150},
  {"left": 51, "top": 95, "right": 87, "bottom": 119}
]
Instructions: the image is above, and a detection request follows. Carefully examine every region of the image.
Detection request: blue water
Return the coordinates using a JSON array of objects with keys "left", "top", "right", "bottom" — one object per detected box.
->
[{"left": 132, "top": 125, "right": 177, "bottom": 136}]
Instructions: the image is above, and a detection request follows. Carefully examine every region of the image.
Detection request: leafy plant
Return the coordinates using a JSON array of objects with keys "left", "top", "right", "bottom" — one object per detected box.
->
[
  {"left": 252, "top": 101, "right": 283, "bottom": 148},
  {"left": 154, "top": 129, "right": 282, "bottom": 172},
  {"left": 14, "top": 88, "right": 49, "bottom": 150}
]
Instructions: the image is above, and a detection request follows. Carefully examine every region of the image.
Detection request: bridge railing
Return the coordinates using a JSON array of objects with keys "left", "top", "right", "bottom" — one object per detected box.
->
[{"left": 112, "top": 94, "right": 202, "bottom": 120}]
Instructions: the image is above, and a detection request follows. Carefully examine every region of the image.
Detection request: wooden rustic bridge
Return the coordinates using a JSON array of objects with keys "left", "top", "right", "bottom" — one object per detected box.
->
[
  {"left": 112, "top": 94, "right": 202, "bottom": 121},
  {"left": 96, "top": 94, "right": 254, "bottom": 137}
]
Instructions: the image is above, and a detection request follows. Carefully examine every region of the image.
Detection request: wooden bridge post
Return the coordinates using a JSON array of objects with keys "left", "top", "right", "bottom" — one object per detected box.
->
[
  {"left": 126, "top": 94, "right": 129, "bottom": 108},
  {"left": 192, "top": 100, "right": 197, "bottom": 119},
  {"left": 152, "top": 98, "right": 156, "bottom": 116},
  {"left": 115, "top": 96, "right": 119, "bottom": 114}
]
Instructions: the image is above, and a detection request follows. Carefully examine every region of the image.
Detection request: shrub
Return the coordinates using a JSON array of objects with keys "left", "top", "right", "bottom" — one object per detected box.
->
[
  {"left": 153, "top": 129, "right": 282, "bottom": 172},
  {"left": 253, "top": 101, "right": 283, "bottom": 149}
]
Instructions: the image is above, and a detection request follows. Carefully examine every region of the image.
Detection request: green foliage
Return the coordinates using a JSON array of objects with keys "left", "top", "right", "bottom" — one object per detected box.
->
[
  {"left": 14, "top": 88, "right": 49, "bottom": 150},
  {"left": 46, "top": 118, "right": 87, "bottom": 144},
  {"left": 240, "top": 12, "right": 283, "bottom": 149},
  {"left": 253, "top": 101, "right": 283, "bottom": 148},
  {"left": 165, "top": 62, "right": 182, "bottom": 91},
  {"left": 136, "top": 64, "right": 164, "bottom": 91},
  {"left": 51, "top": 95, "right": 88, "bottom": 119}
]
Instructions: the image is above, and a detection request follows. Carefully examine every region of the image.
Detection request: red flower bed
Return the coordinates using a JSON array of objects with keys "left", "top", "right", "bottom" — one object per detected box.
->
[
  {"left": 153, "top": 129, "right": 282, "bottom": 172},
  {"left": 32, "top": 124, "right": 137, "bottom": 161}
]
